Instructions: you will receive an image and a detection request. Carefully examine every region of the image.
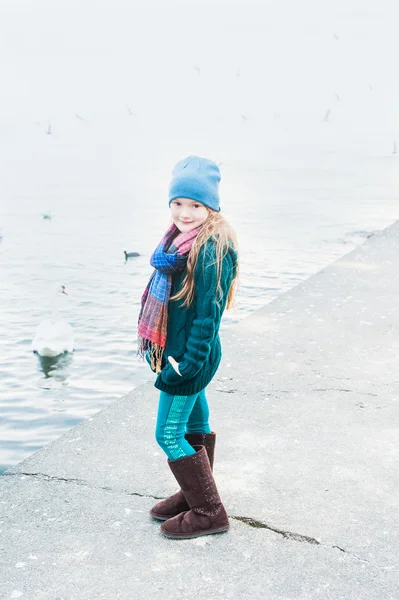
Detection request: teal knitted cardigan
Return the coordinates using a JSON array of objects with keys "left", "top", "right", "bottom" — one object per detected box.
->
[{"left": 147, "top": 239, "right": 238, "bottom": 396}]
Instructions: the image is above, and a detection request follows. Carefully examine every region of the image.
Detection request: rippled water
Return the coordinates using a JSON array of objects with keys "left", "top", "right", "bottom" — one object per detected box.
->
[{"left": 1, "top": 155, "right": 398, "bottom": 473}]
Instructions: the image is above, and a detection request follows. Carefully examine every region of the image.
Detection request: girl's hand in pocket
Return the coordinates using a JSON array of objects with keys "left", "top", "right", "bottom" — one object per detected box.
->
[{"left": 168, "top": 355, "right": 182, "bottom": 376}]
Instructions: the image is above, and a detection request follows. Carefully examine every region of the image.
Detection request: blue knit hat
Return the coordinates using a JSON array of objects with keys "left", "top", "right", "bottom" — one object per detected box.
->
[{"left": 168, "top": 155, "right": 221, "bottom": 212}]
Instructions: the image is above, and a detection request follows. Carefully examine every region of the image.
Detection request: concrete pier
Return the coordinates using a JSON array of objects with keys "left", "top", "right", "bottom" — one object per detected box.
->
[{"left": 1, "top": 221, "right": 399, "bottom": 599}]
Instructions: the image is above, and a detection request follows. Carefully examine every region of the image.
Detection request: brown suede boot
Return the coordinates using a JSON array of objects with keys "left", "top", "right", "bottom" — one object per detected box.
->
[
  {"left": 149, "top": 433, "right": 216, "bottom": 521},
  {"left": 160, "top": 445, "right": 229, "bottom": 539}
]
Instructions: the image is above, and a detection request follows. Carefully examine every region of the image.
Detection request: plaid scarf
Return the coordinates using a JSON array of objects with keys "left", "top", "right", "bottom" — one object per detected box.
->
[{"left": 137, "top": 223, "right": 201, "bottom": 373}]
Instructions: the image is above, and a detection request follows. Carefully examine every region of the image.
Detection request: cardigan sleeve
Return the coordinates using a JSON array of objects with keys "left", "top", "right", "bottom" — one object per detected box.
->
[{"left": 174, "top": 242, "right": 234, "bottom": 380}]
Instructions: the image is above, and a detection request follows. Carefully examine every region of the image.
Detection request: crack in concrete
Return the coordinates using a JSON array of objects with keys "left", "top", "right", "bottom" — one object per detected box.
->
[
  {"left": 3, "top": 471, "right": 164, "bottom": 501},
  {"left": 230, "top": 515, "right": 320, "bottom": 545},
  {"left": 331, "top": 545, "right": 398, "bottom": 570},
  {"left": 313, "top": 388, "right": 353, "bottom": 393},
  {"left": 232, "top": 517, "right": 396, "bottom": 569},
  {"left": 4, "top": 472, "right": 397, "bottom": 569},
  {"left": 312, "top": 388, "right": 378, "bottom": 397}
]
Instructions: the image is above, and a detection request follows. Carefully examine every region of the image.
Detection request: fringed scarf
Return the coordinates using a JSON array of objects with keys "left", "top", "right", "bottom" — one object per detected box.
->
[{"left": 137, "top": 223, "right": 201, "bottom": 373}]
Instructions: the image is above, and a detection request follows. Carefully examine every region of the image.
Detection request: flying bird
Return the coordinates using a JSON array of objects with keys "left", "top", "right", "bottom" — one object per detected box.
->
[{"left": 323, "top": 109, "right": 331, "bottom": 122}]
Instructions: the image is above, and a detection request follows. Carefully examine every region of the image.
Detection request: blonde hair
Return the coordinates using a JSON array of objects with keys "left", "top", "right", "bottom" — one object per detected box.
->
[{"left": 170, "top": 209, "right": 240, "bottom": 309}]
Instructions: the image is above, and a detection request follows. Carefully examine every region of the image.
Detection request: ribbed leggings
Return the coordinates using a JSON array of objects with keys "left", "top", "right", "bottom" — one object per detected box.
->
[{"left": 155, "top": 388, "right": 211, "bottom": 461}]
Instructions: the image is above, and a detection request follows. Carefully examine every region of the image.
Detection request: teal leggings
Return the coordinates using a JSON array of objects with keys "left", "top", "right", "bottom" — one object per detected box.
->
[{"left": 155, "top": 388, "right": 211, "bottom": 461}]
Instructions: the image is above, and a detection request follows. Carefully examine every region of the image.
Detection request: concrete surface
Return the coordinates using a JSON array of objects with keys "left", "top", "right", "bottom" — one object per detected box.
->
[{"left": 1, "top": 221, "right": 399, "bottom": 599}]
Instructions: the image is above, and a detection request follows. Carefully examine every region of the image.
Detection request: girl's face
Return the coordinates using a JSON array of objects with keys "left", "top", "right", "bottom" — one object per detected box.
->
[{"left": 170, "top": 197, "right": 209, "bottom": 233}]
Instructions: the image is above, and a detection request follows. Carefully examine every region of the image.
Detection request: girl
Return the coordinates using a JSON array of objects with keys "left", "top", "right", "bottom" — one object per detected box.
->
[{"left": 137, "top": 155, "right": 239, "bottom": 539}]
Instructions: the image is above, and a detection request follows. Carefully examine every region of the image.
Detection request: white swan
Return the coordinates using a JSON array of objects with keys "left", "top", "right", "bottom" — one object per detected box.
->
[{"left": 32, "top": 285, "right": 74, "bottom": 357}]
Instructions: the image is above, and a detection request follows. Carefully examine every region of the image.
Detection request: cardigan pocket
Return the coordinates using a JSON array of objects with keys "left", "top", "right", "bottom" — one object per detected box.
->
[{"left": 160, "top": 362, "right": 186, "bottom": 385}]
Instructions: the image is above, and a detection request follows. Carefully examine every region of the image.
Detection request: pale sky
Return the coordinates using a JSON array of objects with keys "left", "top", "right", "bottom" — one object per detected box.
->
[{"left": 0, "top": 0, "right": 398, "bottom": 181}]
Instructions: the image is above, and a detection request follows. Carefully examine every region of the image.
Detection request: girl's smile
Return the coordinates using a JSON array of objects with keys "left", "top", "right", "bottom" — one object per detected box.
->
[{"left": 170, "top": 198, "right": 209, "bottom": 232}]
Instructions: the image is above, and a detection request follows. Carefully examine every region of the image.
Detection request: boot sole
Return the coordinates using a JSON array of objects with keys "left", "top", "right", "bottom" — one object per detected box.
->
[
  {"left": 150, "top": 509, "right": 178, "bottom": 522},
  {"left": 160, "top": 524, "right": 229, "bottom": 539}
]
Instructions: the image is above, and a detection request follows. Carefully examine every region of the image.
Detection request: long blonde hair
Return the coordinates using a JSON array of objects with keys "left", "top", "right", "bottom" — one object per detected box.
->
[{"left": 170, "top": 210, "right": 239, "bottom": 309}]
